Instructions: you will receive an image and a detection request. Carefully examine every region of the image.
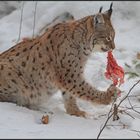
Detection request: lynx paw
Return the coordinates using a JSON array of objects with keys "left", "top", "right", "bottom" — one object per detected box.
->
[
  {"left": 106, "top": 84, "right": 121, "bottom": 103},
  {"left": 107, "top": 84, "right": 121, "bottom": 96},
  {"left": 67, "top": 110, "right": 87, "bottom": 118}
]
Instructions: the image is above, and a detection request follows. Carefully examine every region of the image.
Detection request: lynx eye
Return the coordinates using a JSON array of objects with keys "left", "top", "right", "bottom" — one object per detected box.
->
[{"left": 106, "top": 36, "right": 112, "bottom": 42}]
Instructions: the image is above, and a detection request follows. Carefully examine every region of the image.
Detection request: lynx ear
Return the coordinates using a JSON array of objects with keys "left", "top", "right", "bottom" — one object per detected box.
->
[
  {"left": 104, "top": 2, "right": 113, "bottom": 18},
  {"left": 94, "top": 14, "right": 105, "bottom": 25}
]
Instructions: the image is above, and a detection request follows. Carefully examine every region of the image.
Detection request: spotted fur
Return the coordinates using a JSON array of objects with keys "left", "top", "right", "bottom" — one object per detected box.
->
[{"left": 0, "top": 7, "right": 120, "bottom": 117}]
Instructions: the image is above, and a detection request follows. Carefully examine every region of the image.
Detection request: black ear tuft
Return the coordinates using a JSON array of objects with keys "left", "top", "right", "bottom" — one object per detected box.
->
[
  {"left": 108, "top": 2, "right": 113, "bottom": 15},
  {"left": 104, "top": 2, "right": 113, "bottom": 18},
  {"left": 99, "top": 6, "right": 103, "bottom": 13}
]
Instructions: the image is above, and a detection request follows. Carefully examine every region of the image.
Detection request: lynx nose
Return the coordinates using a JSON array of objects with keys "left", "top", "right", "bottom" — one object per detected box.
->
[{"left": 111, "top": 41, "right": 115, "bottom": 49}]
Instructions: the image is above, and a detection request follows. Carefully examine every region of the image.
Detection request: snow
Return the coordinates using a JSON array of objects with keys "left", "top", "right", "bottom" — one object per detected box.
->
[{"left": 0, "top": 1, "right": 140, "bottom": 139}]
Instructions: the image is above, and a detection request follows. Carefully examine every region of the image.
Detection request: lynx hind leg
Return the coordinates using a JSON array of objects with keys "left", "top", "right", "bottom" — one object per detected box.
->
[
  {"left": 0, "top": 63, "right": 20, "bottom": 103},
  {"left": 0, "top": 62, "right": 31, "bottom": 107},
  {"left": 62, "top": 92, "right": 87, "bottom": 118}
]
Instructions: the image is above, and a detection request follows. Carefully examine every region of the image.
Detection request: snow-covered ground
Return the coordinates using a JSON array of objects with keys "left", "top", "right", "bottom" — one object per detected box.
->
[{"left": 0, "top": 1, "right": 140, "bottom": 139}]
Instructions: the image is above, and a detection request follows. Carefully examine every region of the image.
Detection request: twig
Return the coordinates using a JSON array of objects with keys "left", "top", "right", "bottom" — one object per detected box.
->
[
  {"left": 120, "top": 106, "right": 140, "bottom": 110},
  {"left": 32, "top": 1, "right": 38, "bottom": 38},
  {"left": 98, "top": 114, "right": 107, "bottom": 118},
  {"left": 128, "top": 97, "right": 140, "bottom": 114},
  {"left": 17, "top": 1, "right": 25, "bottom": 43},
  {"left": 128, "top": 95, "right": 140, "bottom": 98},
  {"left": 122, "top": 110, "right": 135, "bottom": 119},
  {"left": 117, "top": 80, "right": 140, "bottom": 107},
  {"left": 129, "top": 129, "right": 140, "bottom": 138},
  {"left": 97, "top": 113, "right": 113, "bottom": 139},
  {"left": 97, "top": 80, "right": 140, "bottom": 139},
  {"left": 113, "top": 103, "right": 119, "bottom": 121},
  {"left": 97, "top": 101, "right": 115, "bottom": 139},
  {"left": 130, "top": 129, "right": 140, "bottom": 133},
  {"left": 118, "top": 108, "right": 136, "bottom": 119},
  {"left": 137, "top": 133, "right": 140, "bottom": 138},
  {"left": 106, "top": 124, "right": 129, "bottom": 129}
]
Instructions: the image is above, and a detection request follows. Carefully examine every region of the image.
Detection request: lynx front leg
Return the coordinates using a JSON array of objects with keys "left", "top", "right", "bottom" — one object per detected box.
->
[
  {"left": 62, "top": 91, "right": 86, "bottom": 117},
  {"left": 58, "top": 74, "right": 120, "bottom": 105}
]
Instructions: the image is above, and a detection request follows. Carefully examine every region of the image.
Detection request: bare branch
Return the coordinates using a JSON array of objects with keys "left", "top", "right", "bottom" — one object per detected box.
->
[
  {"left": 32, "top": 1, "right": 38, "bottom": 38},
  {"left": 97, "top": 79, "right": 140, "bottom": 139},
  {"left": 120, "top": 105, "right": 140, "bottom": 110},
  {"left": 106, "top": 124, "right": 129, "bottom": 129},
  {"left": 97, "top": 112, "right": 113, "bottom": 139},
  {"left": 129, "top": 129, "right": 140, "bottom": 138},
  {"left": 113, "top": 103, "right": 119, "bottom": 121},
  {"left": 117, "top": 80, "right": 140, "bottom": 107},
  {"left": 17, "top": 1, "right": 25, "bottom": 43},
  {"left": 137, "top": 134, "right": 140, "bottom": 138},
  {"left": 123, "top": 110, "right": 135, "bottom": 119},
  {"left": 130, "top": 129, "right": 140, "bottom": 133},
  {"left": 128, "top": 95, "right": 140, "bottom": 98},
  {"left": 127, "top": 97, "right": 140, "bottom": 115},
  {"left": 97, "top": 101, "right": 115, "bottom": 139}
]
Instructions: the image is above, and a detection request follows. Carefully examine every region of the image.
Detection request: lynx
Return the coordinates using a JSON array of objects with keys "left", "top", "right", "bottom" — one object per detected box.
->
[{"left": 0, "top": 4, "right": 120, "bottom": 117}]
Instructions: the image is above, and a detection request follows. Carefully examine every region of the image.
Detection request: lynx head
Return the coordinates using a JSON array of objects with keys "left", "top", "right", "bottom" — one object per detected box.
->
[{"left": 92, "top": 3, "right": 115, "bottom": 52}]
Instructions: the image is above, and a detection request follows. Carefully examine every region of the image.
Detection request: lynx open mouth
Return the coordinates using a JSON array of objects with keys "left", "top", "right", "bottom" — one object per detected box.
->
[{"left": 101, "top": 47, "right": 110, "bottom": 52}]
